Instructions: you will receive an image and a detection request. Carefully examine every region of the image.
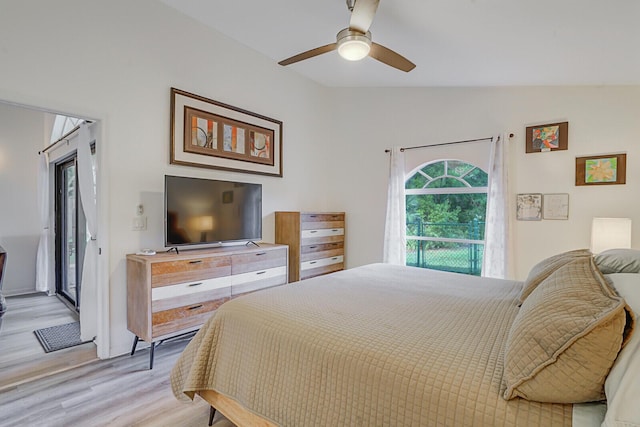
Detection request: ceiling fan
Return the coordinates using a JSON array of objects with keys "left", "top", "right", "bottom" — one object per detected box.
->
[{"left": 278, "top": 0, "right": 416, "bottom": 72}]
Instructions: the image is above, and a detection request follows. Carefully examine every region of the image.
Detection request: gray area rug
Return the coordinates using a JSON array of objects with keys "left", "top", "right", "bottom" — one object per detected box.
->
[{"left": 34, "top": 321, "right": 89, "bottom": 353}]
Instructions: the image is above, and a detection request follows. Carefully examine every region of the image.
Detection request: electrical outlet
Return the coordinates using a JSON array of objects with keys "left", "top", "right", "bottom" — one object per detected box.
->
[{"left": 132, "top": 216, "right": 147, "bottom": 231}]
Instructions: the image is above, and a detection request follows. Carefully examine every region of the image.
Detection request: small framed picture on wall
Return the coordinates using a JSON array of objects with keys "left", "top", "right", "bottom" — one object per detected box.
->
[
  {"left": 525, "top": 121, "right": 568, "bottom": 153},
  {"left": 575, "top": 153, "right": 626, "bottom": 186},
  {"left": 516, "top": 193, "right": 543, "bottom": 221},
  {"left": 542, "top": 193, "right": 569, "bottom": 220}
]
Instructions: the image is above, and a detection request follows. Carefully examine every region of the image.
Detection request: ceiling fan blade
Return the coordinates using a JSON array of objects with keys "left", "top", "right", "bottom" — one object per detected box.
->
[
  {"left": 369, "top": 42, "right": 416, "bottom": 72},
  {"left": 278, "top": 43, "right": 337, "bottom": 66},
  {"left": 349, "top": 0, "right": 380, "bottom": 34}
]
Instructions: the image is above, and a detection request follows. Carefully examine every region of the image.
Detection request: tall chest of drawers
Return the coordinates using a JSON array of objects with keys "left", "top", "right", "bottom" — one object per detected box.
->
[
  {"left": 275, "top": 212, "right": 345, "bottom": 282},
  {"left": 126, "top": 243, "right": 287, "bottom": 368}
]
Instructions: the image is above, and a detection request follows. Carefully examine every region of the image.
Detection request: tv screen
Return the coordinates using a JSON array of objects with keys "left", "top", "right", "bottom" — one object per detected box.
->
[{"left": 164, "top": 175, "right": 262, "bottom": 247}]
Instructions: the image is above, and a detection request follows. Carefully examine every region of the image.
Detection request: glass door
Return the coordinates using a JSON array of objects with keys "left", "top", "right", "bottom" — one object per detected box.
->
[{"left": 55, "top": 156, "right": 87, "bottom": 310}]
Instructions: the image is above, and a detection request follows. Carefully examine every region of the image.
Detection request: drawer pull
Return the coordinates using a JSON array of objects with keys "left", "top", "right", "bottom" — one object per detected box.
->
[
  {"left": 256, "top": 271, "right": 266, "bottom": 275},
  {"left": 255, "top": 252, "right": 266, "bottom": 256},
  {"left": 332, "top": 229, "right": 338, "bottom": 232},
  {"left": 188, "top": 304, "right": 203, "bottom": 310},
  {"left": 188, "top": 282, "right": 203, "bottom": 287},
  {"left": 189, "top": 260, "right": 203, "bottom": 264},
  {"left": 310, "top": 261, "right": 317, "bottom": 265},
  {"left": 308, "top": 246, "right": 317, "bottom": 249},
  {"left": 309, "top": 230, "right": 318, "bottom": 234},
  {"left": 332, "top": 257, "right": 338, "bottom": 260},
  {"left": 310, "top": 215, "right": 317, "bottom": 218}
]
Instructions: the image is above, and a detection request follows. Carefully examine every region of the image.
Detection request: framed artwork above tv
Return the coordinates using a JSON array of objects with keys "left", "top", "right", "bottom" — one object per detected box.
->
[{"left": 170, "top": 88, "right": 283, "bottom": 177}]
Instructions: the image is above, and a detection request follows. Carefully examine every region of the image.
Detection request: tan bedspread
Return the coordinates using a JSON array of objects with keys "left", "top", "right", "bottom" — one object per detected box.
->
[{"left": 171, "top": 263, "right": 572, "bottom": 426}]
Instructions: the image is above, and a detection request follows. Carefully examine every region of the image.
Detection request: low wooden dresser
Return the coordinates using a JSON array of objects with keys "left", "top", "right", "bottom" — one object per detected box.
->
[
  {"left": 126, "top": 243, "right": 288, "bottom": 368},
  {"left": 275, "top": 211, "right": 345, "bottom": 282}
]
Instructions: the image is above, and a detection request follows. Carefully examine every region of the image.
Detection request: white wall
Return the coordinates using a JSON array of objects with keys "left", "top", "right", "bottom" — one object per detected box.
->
[
  {"left": 0, "top": 103, "right": 45, "bottom": 295},
  {"left": 328, "top": 86, "right": 640, "bottom": 280},
  {"left": 0, "top": 0, "right": 331, "bottom": 356}
]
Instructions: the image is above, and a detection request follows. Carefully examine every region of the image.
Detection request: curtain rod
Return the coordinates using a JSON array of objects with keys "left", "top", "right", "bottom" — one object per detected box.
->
[
  {"left": 384, "top": 133, "right": 514, "bottom": 153},
  {"left": 38, "top": 120, "right": 94, "bottom": 155}
]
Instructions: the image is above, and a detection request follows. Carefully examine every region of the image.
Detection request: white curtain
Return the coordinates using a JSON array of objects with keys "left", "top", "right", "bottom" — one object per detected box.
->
[
  {"left": 35, "top": 153, "right": 51, "bottom": 293},
  {"left": 383, "top": 147, "right": 407, "bottom": 265},
  {"left": 482, "top": 133, "right": 510, "bottom": 278},
  {"left": 77, "top": 123, "right": 98, "bottom": 342}
]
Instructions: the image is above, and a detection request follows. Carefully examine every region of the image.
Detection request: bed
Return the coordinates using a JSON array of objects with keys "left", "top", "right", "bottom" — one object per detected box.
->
[{"left": 171, "top": 249, "right": 639, "bottom": 427}]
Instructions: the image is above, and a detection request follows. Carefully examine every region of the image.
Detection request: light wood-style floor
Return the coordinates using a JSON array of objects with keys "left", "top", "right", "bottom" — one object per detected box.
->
[
  {"left": 0, "top": 294, "right": 97, "bottom": 391},
  {"left": 0, "top": 330, "right": 221, "bottom": 426},
  {"left": 0, "top": 338, "right": 216, "bottom": 427}
]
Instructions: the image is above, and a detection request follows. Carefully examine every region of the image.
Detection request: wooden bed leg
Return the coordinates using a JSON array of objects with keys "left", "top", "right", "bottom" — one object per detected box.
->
[{"left": 208, "top": 406, "right": 216, "bottom": 426}]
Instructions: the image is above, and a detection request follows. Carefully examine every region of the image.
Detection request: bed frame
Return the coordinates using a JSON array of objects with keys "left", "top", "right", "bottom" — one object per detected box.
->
[{"left": 200, "top": 390, "right": 276, "bottom": 427}]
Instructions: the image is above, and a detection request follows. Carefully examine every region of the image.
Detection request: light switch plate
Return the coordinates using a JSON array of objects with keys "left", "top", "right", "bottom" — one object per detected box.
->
[{"left": 132, "top": 216, "right": 147, "bottom": 231}]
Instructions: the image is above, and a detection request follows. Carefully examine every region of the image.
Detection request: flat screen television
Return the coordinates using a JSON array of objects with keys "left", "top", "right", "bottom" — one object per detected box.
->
[{"left": 164, "top": 175, "right": 262, "bottom": 247}]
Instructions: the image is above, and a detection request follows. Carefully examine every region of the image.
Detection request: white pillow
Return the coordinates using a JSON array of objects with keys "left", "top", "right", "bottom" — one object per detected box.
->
[
  {"left": 596, "top": 249, "right": 640, "bottom": 274},
  {"left": 602, "top": 273, "right": 640, "bottom": 426}
]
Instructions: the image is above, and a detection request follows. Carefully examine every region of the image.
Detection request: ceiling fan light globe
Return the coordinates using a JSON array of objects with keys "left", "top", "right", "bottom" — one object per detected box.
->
[
  {"left": 338, "top": 39, "right": 370, "bottom": 61},
  {"left": 336, "top": 29, "right": 372, "bottom": 61}
]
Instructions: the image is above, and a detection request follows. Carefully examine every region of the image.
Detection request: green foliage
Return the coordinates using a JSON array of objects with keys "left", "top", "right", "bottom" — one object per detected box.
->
[
  {"left": 406, "top": 161, "right": 486, "bottom": 219},
  {"left": 421, "top": 162, "right": 444, "bottom": 178},
  {"left": 406, "top": 173, "right": 428, "bottom": 189},
  {"left": 426, "top": 177, "right": 466, "bottom": 188},
  {"left": 465, "top": 168, "right": 488, "bottom": 187},
  {"left": 407, "top": 194, "right": 486, "bottom": 225},
  {"left": 404, "top": 161, "right": 488, "bottom": 275}
]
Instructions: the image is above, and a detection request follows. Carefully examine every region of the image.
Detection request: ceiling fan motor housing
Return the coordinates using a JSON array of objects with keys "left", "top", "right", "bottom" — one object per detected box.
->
[{"left": 336, "top": 28, "right": 372, "bottom": 61}]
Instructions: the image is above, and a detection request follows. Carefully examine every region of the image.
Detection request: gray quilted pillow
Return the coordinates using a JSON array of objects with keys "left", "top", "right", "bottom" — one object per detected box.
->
[{"left": 595, "top": 248, "right": 640, "bottom": 274}]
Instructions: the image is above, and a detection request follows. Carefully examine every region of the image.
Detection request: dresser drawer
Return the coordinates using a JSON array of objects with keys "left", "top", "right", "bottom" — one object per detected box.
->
[
  {"left": 301, "top": 255, "right": 344, "bottom": 271},
  {"left": 300, "top": 262, "right": 344, "bottom": 280},
  {"left": 152, "top": 276, "right": 232, "bottom": 300},
  {"left": 302, "top": 241, "right": 343, "bottom": 254},
  {"left": 300, "top": 229, "right": 344, "bottom": 246},
  {"left": 152, "top": 286, "right": 231, "bottom": 313},
  {"left": 301, "top": 213, "right": 344, "bottom": 223},
  {"left": 301, "top": 247, "right": 344, "bottom": 262},
  {"left": 301, "top": 220, "right": 344, "bottom": 230},
  {"left": 231, "top": 247, "right": 287, "bottom": 275},
  {"left": 231, "top": 266, "right": 287, "bottom": 295},
  {"left": 301, "top": 228, "right": 344, "bottom": 239},
  {"left": 151, "top": 256, "right": 231, "bottom": 287},
  {"left": 151, "top": 298, "right": 227, "bottom": 338}
]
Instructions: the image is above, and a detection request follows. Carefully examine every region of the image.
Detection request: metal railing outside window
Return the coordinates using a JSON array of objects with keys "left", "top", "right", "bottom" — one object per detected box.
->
[{"left": 406, "top": 219, "right": 485, "bottom": 275}]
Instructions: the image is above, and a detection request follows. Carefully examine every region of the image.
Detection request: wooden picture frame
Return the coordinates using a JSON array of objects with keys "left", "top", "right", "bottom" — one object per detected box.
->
[
  {"left": 575, "top": 153, "right": 626, "bottom": 186},
  {"left": 525, "top": 121, "right": 568, "bottom": 153},
  {"left": 516, "top": 193, "right": 543, "bottom": 221},
  {"left": 170, "top": 88, "right": 283, "bottom": 177}
]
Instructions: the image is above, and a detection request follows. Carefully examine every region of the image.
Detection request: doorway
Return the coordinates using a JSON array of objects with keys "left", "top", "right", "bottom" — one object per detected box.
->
[{"left": 0, "top": 101, "right": 105, "bottom": 389}]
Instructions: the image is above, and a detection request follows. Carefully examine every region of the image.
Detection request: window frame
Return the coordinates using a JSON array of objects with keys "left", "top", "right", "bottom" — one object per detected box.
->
[{"left": 405, "top": 159, "right": 488, "bottom": 258}]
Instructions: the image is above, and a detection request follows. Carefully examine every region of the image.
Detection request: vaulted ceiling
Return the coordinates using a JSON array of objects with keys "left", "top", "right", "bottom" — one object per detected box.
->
[{"left": 159, "top": 0, "right": 640, "bottom": 88}]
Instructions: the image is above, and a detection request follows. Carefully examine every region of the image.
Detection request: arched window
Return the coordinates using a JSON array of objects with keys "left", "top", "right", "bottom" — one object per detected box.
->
[{"left": 405, "top": 159, "right": 488, "bottom": 275}]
